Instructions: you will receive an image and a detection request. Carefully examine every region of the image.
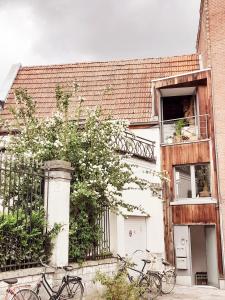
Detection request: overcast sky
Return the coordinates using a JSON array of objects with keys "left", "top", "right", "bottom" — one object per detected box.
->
[{"left": 0, "top": 0, "right": 201, "bottom": 85}]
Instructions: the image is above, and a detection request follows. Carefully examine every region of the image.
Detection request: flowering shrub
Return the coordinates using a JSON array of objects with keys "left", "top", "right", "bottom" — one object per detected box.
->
[{"left": 3, "top": 85, "right": 165, "bottom": 262}]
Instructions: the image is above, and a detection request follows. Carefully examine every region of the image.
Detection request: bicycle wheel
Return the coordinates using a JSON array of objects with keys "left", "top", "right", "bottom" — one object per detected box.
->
[
  {"left": 10, "top": 288, "right": 39, "bottom": 300},
  {"left": 139, "top": 273, "right": 161, "bottom": 300},
  {"left": 161, "top": 270, "right": 176, "bottom": 294},
  {"left": 60, "top": 279, "right": 84, "bottom": 300}
]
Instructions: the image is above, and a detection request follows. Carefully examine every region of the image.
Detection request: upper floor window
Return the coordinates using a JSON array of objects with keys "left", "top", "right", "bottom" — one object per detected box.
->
[
  {"left": 160, "top": 87, "right": 209, "bottom": 144},
  {"left": 174, "top": 164, "right": 211, "bottom": 200}
]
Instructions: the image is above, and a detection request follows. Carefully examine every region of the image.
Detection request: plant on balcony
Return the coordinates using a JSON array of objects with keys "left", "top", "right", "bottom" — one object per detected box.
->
[{"left": 173, "top": 119, "right": 186, "bottom": 143}]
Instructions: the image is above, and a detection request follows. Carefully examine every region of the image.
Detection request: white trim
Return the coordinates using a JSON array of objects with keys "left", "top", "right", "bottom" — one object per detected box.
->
[
  {"left": 190, "top": 165, "right": 196, "bottom": 198},
  {"left": 151, "top": 68, "right": 211, "bottom": 83},
  {"left": 0, "top": 63, "right": 21, "bottom": 102},
  {"left": 170, "top": 198, "right": 217, "bottom": 206},
  {"left": 160, "top": 87, "right": 196, "bottom": 97}
]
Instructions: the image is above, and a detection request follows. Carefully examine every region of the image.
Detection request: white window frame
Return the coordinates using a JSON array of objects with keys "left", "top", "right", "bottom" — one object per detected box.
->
[{"left": 174, "top": 163, "right": 211, "bottom": 202}]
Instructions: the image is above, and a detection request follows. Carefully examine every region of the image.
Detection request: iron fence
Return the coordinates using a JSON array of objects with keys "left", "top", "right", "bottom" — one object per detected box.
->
[
  {"left": 87, "top": 207, "right": 111, "bottom": 260},
  {"left": 69, "top": 206, "right": 111, "bottom": 262},
  {"left": 0, "top": 154, "right": 45, "bottom": 271}
]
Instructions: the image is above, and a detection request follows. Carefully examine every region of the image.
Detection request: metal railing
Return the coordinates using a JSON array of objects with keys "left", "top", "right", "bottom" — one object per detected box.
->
[
  {"left": 160, "top": 114, "right": 209, "bottom": 144},
  {"left": 0, "top": 155, "right": 45, "bottom": 271},
  {"left": 112, "top": 132, "right": 156, "bottom": 162}
]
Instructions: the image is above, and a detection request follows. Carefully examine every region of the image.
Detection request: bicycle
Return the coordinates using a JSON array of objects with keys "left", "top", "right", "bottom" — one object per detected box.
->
[
  {"left": 35, "top": 260, "right": 84, "bottom": 300},
  {"left": 117, "top": 254, "right": 162, "bottom": 300},
  {"left": 145, "top": 249, "right": 176, "bottom": 294},
  {"left": 3, "top": 278, "right": 39, "bottom": 300}
]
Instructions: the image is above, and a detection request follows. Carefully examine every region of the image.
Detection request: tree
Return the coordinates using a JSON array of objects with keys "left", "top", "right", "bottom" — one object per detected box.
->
[{"left": 3, "top": 85, "right": 166, "bottom": 262}]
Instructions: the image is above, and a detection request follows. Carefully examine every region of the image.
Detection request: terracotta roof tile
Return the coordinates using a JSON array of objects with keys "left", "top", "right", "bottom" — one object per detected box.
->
[{"left": 2, "top": 54, "right": 200, "bottom": 124}]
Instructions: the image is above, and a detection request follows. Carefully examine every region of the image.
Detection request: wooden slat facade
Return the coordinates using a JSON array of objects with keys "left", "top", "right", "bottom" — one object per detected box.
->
[
  {"left": 172, "top": 204, "right": 217, "bottom": 224},
  {"left": 158, "top": 71, "right": 223, "bottom": 276}
]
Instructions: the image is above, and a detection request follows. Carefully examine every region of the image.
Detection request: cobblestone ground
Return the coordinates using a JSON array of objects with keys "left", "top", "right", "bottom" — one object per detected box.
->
[{"left": 160, "top": 285, "right": 225, "bottom": 300}]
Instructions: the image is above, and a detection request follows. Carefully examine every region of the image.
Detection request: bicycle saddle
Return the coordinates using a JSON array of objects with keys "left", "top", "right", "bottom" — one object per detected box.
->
[
  {"left": 63, "top": 265, "right": 74, "bottom": 271},
  {"left": 67, "top": 275, "right": 82, "bottom": 281},
  {"left": 3, "top": 278, "right": 18, "bottom": 284},
  {"left": 142, "top": 259, "right": 151, "bottom": 264},
  {"left": 162, "top": 260, "right": 170, "bottom": 266}
]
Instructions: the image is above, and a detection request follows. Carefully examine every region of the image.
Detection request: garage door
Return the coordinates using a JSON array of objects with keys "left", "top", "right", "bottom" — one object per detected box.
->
[
  {"left": 124, "top": 216, "right": 147, "bottom": 256},
  {"left": 124, "top": 216, "right": 147, "bottom": 272}
]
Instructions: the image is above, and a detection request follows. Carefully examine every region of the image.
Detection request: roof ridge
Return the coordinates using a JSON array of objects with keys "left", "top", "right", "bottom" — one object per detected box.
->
[{"left": 20, "top": 53, "right": 199, "bottom": 70}]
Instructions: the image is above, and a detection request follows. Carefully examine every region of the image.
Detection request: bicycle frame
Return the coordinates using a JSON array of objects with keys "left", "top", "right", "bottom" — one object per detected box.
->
[
  {"left": 36, "top": 270, "right": 83, "bottom": 300},
  {"left": 119, "top": 257, "right": 149, "bottom": 284},
  {"left": 36, "top": 272, "right": 69, "bottom": 299}
]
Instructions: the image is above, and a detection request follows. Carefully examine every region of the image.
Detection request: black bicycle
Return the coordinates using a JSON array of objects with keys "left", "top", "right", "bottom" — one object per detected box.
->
[
  {"left": 117, "top": 254, "right": 162, "bottom": 300},
  {"left": 145, "top": 249, "right": 176, "bottom": 294},
  {"left": 35, "top": 260, "right": 84, "bottom": 300}
]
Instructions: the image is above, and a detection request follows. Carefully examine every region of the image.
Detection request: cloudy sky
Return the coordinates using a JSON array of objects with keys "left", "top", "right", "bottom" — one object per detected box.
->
[{"left": 0, "top": 0, "right": 200, "bottom": 85}]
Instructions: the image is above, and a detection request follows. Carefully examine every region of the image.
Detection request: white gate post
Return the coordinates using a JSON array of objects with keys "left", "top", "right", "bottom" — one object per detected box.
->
[{"left": 44, "top": 160, "right": 74, "bottom": 267}]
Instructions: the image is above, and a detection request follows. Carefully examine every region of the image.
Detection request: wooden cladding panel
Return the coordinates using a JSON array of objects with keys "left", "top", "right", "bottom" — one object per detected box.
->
[
  {"left": 153, "top": 70, "right": 208, "bottom": 89},
  {"left": 172, "top": 204, "right": 217, "bottom": 224},
  {"left": 162, "top": 141, "right": 210, "bottom": 169},
  {"left": 162, "top": 141, "right": 211, "bottom": 265}
]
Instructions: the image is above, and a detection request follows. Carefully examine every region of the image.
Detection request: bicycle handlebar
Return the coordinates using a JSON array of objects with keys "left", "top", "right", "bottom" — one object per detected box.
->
[{"left": 39, "top": 259, "right": 74, "bottom": 271}]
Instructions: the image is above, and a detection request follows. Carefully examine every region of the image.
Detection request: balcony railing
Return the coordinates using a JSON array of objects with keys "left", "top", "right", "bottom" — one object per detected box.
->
[
  {"left": 112, "top": 132, "right": 156, "bottom": 162},
  {"left": 160, "top": 114, "right": 209, "bottom": 145}
]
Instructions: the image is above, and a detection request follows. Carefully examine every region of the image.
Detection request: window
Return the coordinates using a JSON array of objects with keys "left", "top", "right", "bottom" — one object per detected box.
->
[
  {"left": 175, "top": 164, "right": 211, "bottom": 199},
  {"left": 161, "top": 94, "right": 199, "bottom": 144}
]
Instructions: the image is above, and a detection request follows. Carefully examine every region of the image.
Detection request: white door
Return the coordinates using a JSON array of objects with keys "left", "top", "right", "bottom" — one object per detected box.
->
[
  {"left": 124, "top": 216, "right": 147, "bottom": 271},
  {"left": 205, "top": 226, "right": 219, "bottom": 287}
]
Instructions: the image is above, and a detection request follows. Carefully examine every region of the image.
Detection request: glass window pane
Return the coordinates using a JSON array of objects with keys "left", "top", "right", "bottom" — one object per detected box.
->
[
  {"left": 195, "top": 164, "right": 211, "bottom": 197},
  {"left": 175, "top": 165, "right": 192, "bottom": 198}
]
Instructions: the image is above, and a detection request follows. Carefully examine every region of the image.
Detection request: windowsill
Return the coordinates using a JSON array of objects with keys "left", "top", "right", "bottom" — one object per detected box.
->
[{"left": 170, "top": 197, "right": 217, "bottom": 206}]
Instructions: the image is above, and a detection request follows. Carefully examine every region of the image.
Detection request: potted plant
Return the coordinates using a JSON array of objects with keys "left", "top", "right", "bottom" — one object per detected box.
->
[
  {"left": 174, "top": 119, "right": 186, "bottom": 143},
  {"left": 197, "top": 166, "right": 211, "bottom": 197}
]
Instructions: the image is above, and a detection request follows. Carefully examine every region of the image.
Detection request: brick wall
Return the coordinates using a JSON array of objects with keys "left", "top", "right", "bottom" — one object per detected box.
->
[
  {"left": 197, "top": 0, "right": 211, "bottom": 67},
  {"left": 197, "top": 0, "right": 225, "bottom": 258}
]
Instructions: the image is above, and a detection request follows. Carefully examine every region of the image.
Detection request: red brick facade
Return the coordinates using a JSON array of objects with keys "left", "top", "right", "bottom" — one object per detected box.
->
[{"left": 197, "top": 0, "right": 225, "bottom": 262}]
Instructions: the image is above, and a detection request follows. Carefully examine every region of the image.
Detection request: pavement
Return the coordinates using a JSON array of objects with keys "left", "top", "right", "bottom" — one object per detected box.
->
[{"left": 160, "top": 285, "right": 225, "bottom": 300}]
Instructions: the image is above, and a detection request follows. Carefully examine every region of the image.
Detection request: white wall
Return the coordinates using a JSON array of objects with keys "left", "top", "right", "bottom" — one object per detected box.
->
[{"left": 110, "top": 126, "right": 165, "bottom": 260}]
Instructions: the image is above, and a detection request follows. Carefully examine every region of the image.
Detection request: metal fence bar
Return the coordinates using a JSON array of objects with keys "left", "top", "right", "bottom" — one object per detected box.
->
[
  {"left": 0, "top": 154, "right": 45, "bottom": 272},
  {"left": 79, "top": 206, "right": 111, "bottom": 261}
]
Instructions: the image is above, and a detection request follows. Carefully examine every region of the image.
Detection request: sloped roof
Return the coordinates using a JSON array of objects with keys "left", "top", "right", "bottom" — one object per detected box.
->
[{"left": 1, "top": 54, "right": 200, "bottom": 124}]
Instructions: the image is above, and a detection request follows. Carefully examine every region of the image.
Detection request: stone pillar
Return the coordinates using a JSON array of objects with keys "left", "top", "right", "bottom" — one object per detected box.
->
[{"left": 44, "top": 160, "right": 74, "bottom": 267}]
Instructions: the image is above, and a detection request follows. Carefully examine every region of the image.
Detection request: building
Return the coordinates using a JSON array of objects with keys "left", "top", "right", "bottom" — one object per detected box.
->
[{"left": 0, "top": 0, "right": 225, "bottom": 289}]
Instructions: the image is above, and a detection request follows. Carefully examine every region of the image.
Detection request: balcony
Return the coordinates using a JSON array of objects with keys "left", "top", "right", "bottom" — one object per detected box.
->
[
  {"left": 112, "top": 132, "right": 156, "bottom": 162},
  {"left": 160, "top": 114, "right": 209, "bottom": 145}
]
